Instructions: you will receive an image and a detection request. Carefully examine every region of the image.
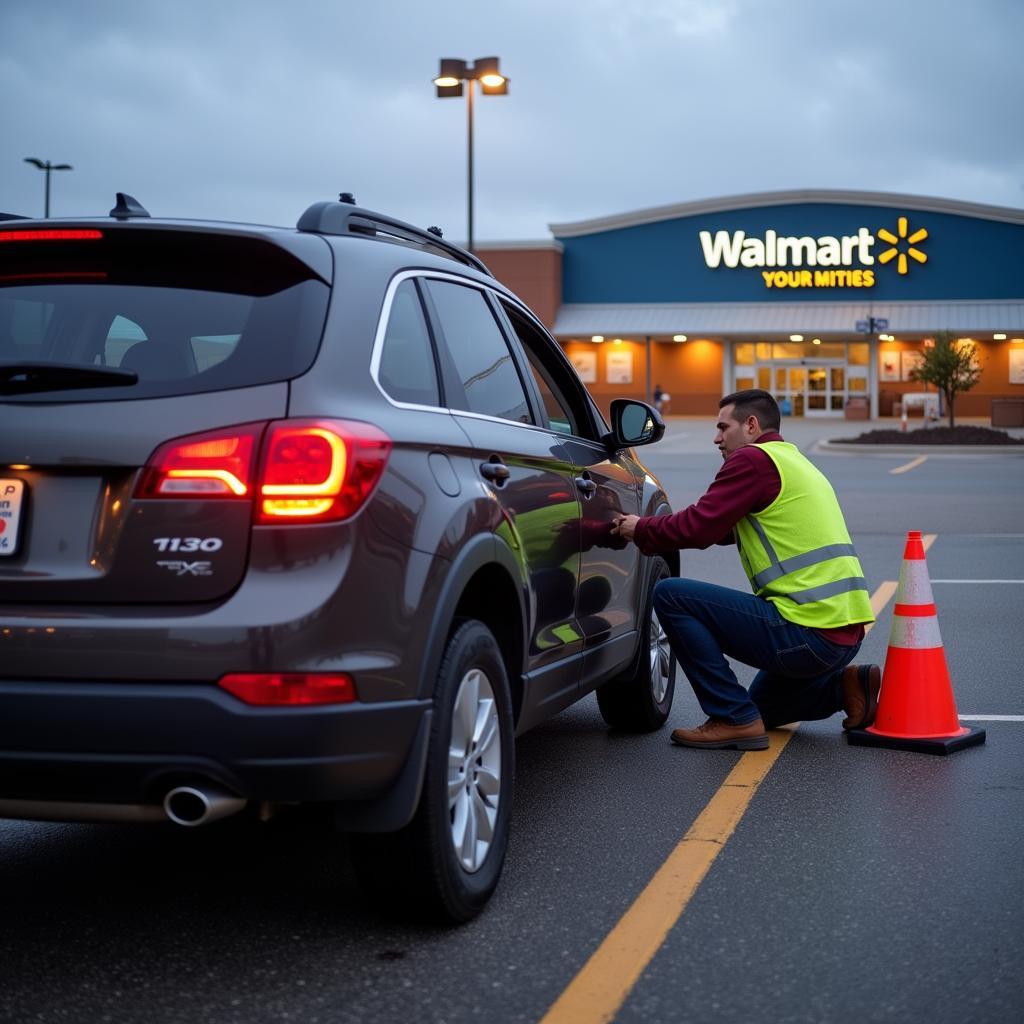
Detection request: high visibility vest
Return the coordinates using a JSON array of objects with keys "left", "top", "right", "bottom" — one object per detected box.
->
[{"left": 734, "top": 441, "right": 875, "bottom": 629}]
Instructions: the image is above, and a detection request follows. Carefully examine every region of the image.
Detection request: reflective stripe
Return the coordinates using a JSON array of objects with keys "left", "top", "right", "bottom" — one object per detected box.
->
[
  {"left": 784, "top": 577, "right": 869, "bottom": 605},
  {"left": 895, "top": 557, "right": 934, "bottom": 606},
  {"left": 889, "top": 612, "right": 944, "bottom": 649},
  {"left": 751, "top": 543, "right": 859, "bottom": 590}
]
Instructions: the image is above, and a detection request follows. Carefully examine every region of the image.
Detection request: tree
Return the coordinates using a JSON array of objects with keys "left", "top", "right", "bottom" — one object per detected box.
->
[{"left": 909, "top": 330, "right": 983, "bottom": 428}]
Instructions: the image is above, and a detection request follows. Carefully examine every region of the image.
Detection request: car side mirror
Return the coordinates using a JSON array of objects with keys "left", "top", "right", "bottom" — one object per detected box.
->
[{"left": 605, "top": 399, "right": 665, "bottom": 450}]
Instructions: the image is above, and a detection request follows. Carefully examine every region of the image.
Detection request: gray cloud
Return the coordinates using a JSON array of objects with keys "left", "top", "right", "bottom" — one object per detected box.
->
[{"left": 3, "top": 0, "right": 1022, "bottom": 238}]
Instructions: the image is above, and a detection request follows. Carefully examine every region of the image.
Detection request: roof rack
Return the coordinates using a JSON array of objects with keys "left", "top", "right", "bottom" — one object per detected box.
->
[{"left": 296, "top": 199, "right": 492, "bottom": 277}]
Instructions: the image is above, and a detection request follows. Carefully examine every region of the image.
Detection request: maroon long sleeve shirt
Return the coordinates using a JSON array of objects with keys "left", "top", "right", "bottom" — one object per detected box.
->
[{"left": 633, "top": 432, "right": 864, "bottom": 645}]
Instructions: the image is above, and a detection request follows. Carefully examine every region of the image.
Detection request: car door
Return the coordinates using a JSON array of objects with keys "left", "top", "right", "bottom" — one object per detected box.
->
[
  {"left": 420, "top": 276, "right": 584, "bottom": 724},
  {"left": 494, "top": 299, "right": 645, "bottom": 677}
]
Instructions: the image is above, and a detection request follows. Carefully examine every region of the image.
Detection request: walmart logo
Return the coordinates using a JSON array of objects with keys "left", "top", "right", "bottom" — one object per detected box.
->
[{"left": 877, "top": 216, "right": 928, "bottom": 275}]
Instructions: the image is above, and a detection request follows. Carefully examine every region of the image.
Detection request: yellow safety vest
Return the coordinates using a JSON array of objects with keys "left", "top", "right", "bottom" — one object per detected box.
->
[{"left": 734, "top": 441, "right": 875, "bottom": 629}]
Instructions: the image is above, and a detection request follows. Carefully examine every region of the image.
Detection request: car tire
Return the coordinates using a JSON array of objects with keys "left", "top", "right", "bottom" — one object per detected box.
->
[
  {"left": 351, "top": 619, "right": 515, "bottom": 923},
  {"left": 596, "top": 556, "right": 675, "bottom": 731}
]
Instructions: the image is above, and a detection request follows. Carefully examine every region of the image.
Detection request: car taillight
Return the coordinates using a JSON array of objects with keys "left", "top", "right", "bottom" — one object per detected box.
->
[
  {"left": 135, "top": 423, "right": 265, "bottom": 499},
  {"left": 136, "top": 419, "right": 391, "bottom": 522},
  {"left": 218, "top": 672, "right": 356, "bottom": 705},
  {"left": 257, "top": 419, "right": 391, "bottom": 523}
]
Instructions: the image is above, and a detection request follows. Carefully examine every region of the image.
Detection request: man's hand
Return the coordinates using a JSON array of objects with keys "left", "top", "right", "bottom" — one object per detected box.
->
[{"left": 610, "top": 514, "right": 640, "bottom": 542}]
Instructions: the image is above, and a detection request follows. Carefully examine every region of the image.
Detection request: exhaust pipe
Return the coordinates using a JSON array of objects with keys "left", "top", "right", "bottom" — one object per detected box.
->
[{"left": 163, "top": 784, "right": 247, "bottom": 827}]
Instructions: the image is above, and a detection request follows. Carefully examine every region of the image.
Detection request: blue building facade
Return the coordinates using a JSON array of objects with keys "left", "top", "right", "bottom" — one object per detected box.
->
[{"left": 540, "top": 190, "right": 1024, "bottom": 419}]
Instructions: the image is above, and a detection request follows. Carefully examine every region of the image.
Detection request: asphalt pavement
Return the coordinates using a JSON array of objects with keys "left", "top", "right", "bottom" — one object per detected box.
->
[{"left": 1, "top": 416, "right": 1022, "bottom": 1024}]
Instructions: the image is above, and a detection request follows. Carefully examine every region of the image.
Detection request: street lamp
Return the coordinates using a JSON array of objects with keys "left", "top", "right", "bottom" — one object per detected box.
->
[
  {"left": 433, "top": 57, "right": 508, "bottom": 253},
  {"left": 24, "top": 157, "right": 73, "bottom": 218}
]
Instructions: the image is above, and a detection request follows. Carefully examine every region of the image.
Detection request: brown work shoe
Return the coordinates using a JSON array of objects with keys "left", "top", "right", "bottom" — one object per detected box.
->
[
  {"left": 841, "top": 664, "right": 882, "bottom": 730},
  {"left": 670, "top": 717, "right": 769, "bottom": 750}
]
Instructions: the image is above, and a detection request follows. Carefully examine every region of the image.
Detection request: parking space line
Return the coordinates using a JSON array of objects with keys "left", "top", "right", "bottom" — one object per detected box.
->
[
  {"left": 538, "top": 727, "right": 796, "bottom": 1024},
  {"left": 890, "top": 455, "right": 928, "bottom": 474},
  {"left": 540, "top": 580, "right": 899, "bottom": 1024},
  {"left": 959, "top": 715, "right": 1024, "bottom": 722},
  {"left": 931, "top": 579, "right": 1024, "bottom": 584}
]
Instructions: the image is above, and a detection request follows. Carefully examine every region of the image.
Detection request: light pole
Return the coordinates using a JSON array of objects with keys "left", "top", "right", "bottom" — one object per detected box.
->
[
  {"left": 24, "top": 158, "right": 73, "bottom": 218},
  {"left": 433, "top": 57, "right": 508, "bottom": 253}
]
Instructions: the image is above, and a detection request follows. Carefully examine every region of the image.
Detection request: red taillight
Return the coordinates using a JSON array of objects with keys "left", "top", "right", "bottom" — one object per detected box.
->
[
  {"left": 135, "top": 423, "right": 264, "bottom": 499},
  {"left": 0, "top": 229, "right": 103, "bottom": 242},
  {"left": 257, "top": 419, "right": 391, "bottom": 523},
  {"left": 136, "top": 418, "right": 390, "bottom": 521},
  {"left": 218, "top": 672, "right": 356, "bottom": 705}
]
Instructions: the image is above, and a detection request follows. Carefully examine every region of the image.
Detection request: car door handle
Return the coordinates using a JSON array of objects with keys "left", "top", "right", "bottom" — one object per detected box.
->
[
  {"left": 574, "top": 475, "right": 597, "bottom": 498},
  {"left": 480, "top": 459, "right": 511, "bottom": 485}
]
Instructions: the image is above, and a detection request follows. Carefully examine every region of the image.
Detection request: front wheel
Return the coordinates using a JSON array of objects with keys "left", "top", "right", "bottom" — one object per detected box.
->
[
  {"left": 351, "top": 619, "right": 514, "bottom": 923},
  {"left": 596, "top": 556, "right": 675, "bottom": 731}
]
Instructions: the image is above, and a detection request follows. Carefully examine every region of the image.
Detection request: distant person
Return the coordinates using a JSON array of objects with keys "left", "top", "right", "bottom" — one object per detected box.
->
[
  {"left": 653, "top": 384, "right": 664, "bottom": 413},
  {"left": 611, "top": 388, "right": 879, "bottom": 750}
]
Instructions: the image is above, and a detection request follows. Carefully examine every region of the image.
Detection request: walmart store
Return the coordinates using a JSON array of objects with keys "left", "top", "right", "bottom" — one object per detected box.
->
[{"left": 480, "top": 190, "right": 1024, "bottom": 422}]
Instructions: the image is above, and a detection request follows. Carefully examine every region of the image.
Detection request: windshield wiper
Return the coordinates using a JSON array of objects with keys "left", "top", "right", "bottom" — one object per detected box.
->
[{"left": 0, "top": 362, "right": 139, "bottom": 395}]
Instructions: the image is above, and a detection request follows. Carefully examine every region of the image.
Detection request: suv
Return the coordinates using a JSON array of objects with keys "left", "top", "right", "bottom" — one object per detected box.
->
[{"left": 0, "top": 195, "right": 677, "bottom": 921}]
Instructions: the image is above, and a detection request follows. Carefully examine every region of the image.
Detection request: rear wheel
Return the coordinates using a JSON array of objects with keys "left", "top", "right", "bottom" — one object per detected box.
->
[
  {"left": 351, "top": 619, "right": 514, "bottom": 922},
  {"left": 596, "top": 556, "right": 675, "bottom": 731}
]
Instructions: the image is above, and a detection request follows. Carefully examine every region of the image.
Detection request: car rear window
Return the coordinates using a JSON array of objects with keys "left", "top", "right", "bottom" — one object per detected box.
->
[{"left": 0, "top": 228, "right": 330, "bottom": 402}]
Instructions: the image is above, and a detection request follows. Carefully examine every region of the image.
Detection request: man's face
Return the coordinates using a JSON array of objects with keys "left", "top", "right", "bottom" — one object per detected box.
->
[{"left": 714, "top": 404, "right": 760, "bottom": 458}]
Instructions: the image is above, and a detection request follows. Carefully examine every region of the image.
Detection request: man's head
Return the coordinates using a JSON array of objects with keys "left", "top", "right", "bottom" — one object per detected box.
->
[{"left": 715, "top": 389, "right": 781, "bottom": 457}]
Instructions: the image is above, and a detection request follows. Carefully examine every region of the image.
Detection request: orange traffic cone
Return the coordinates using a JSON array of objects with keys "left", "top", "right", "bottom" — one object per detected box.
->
[{"left": 847, "top": 531, "right": 985, "bottom": 755}]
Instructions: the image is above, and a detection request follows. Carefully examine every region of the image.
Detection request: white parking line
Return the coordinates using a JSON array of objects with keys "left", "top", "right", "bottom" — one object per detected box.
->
[
  {"left": 958, "top": 715, "right": 1024, "bottom": 722},
  {"left": 890, "top": 455, "right": 928, "bottom": 474}
]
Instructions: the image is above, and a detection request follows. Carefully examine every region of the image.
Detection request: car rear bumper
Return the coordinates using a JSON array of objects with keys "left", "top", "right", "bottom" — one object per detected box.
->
[{"left": 0, "top": 680, "right": 430, "bottom": 807}]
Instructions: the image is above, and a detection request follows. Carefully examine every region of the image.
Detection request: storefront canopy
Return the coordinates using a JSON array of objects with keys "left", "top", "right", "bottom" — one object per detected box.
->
[{"left": 552, "top": 299, "right": 1024, "bottom": 339}]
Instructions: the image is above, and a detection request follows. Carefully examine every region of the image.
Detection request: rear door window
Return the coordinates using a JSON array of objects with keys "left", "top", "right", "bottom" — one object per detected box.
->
[{"left": 423, "top": 279, "right": 532, "bottom": 424}]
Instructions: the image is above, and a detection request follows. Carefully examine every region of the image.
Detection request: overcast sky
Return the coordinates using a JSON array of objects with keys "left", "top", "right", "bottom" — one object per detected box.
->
[{"left": 3, "top": 0, "right": 1023, "bottom": 240}]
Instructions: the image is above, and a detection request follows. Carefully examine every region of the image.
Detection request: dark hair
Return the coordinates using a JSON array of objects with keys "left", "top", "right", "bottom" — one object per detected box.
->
[{"left": 719, "top": 388, "right": 781, "bottom": 432}]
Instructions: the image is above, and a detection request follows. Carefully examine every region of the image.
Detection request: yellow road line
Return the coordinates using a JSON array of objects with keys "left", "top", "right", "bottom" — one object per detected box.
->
[
  {"left": 890, "top": 455, "right": 928, "bottom": 474},
  {"left": 538, "top": 727, "right": 796, "bottom": 1024},
  {"left": 540, "top": 571, "right": 915, "bottom": 1024}
]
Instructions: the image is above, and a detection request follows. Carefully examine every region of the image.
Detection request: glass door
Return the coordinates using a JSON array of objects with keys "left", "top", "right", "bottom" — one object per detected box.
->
[{"left": 804, "top": 365, "right": 847, "bottom": 416}]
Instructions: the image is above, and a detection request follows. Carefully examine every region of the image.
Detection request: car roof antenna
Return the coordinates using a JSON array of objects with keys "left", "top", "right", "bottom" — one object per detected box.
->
[
  {"left": 339, "top": 192, "right": 356, "bottom": 205},
  {"left": 109, "top": 193, "right": 151, "bottom": 219},
  {"left": 427, "top": 226, "right": 443, "bottom": 237}
]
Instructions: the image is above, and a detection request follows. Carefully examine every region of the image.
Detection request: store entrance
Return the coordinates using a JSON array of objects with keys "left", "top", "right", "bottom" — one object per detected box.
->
[
  {"left": 806, "top": 365, "right": 846, "bottom": 416},
  {"left": 733, "top": 341, "right": 870, "bottom": 418}
]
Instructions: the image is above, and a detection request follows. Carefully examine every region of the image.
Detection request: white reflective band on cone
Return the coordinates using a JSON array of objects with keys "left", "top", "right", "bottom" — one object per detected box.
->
[
  {"left": 896, "top": 558, "right": 935, "bottom": 605},
  {"left": 889, "top": 613, "right": 944, "bottom": 649}
]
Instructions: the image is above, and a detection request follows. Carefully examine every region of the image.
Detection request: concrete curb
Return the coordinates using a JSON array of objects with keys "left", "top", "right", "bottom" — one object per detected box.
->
[{"left": 817, "top": 439, "right": 1024, "bottom": 455}]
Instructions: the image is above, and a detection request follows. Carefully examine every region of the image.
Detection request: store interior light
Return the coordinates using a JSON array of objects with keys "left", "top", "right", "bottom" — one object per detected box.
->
[
  {"left": 591, "top": 335, "right": 604, "bottom": 343},
  {"left": 1011, "top": 337, "right": 1024, "bottom": 344},
  {"left": 789, "top": 334, "right": 803, "bottom": 342},
  {"left": 812, "top": 338, "right": 821, "bottom": 345},
  {"left": 672, "top": 334, "right": 687, "bottom": 342},
  {"left": 994, "top": 333, "right": 1007, "bottom": 340},
  {"left": 613, "top": 338, "right": 623, "bottom": 345}
]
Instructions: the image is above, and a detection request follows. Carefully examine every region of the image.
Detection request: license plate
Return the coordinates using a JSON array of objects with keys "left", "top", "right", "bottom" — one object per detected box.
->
[{"left": 0, "top": 479, "right": 25, "bottom": 557}]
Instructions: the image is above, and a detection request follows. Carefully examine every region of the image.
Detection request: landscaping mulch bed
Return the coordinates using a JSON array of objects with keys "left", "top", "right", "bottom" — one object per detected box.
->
[{"left": 834, "top": 425, "right": 1024, "bottom": 445}]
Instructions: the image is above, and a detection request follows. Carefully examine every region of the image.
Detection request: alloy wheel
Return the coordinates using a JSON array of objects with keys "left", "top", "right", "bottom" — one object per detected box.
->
[
  {"left": 650, "top": 615, "right": 672, "bottom": 704},
  {"left": 447, "top": 668, "right": 502, "bottom": 873}
]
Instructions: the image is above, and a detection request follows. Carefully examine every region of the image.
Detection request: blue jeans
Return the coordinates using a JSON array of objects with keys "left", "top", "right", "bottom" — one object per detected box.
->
[{"left": 653, "top": 578, "right": 861, "bottom": 727}]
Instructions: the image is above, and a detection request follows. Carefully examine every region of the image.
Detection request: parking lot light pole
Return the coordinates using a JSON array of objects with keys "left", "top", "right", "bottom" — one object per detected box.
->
[
  {"left": 433, "top": 57, "right": 508, "bottom": 253},
  {"left": 24, "top": 158, "right": 73, "bottom": 218}
]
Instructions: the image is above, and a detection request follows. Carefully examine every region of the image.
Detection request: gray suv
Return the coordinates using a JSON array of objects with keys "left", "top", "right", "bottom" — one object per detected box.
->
[{"left": 0, "top": 195, "right": 677, "bottom": 921}]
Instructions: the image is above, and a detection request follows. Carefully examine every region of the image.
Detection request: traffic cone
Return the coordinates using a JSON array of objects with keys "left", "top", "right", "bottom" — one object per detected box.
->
[{"left": 847, "top": 531, "right": 985, "bottom": 755}]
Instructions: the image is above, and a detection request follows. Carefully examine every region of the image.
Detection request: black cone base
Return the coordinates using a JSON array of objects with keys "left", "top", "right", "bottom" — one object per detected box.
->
[{"left": 846, "top": 725, "right": 986, "bottom": 755}]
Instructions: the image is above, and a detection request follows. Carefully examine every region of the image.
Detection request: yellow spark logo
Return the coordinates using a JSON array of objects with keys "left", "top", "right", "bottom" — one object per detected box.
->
[{"left": 877, "top": 216, "right": 928, "bottom": 275}]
